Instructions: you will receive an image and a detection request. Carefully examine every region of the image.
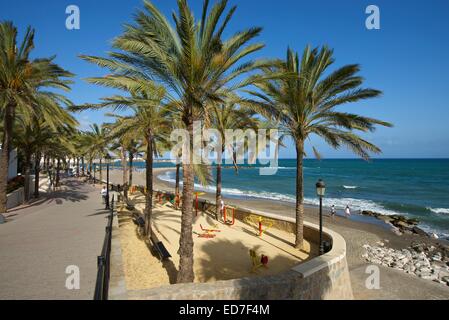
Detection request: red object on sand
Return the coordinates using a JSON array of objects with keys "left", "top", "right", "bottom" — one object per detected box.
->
[
  {"left": 261, "top": 255, "right": 268, "bottom": 265},
  {"left": 223, "top": 207, "right": 235, "bottom": 225}
]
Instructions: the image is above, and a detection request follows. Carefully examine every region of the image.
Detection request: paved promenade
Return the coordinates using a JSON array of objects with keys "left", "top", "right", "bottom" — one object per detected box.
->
[{"left": 0, "top": 178, "right": 108, "bottom": 300}]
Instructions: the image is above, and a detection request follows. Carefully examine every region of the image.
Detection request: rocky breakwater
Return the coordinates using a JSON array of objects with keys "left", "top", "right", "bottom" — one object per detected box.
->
[
  {"left": 360, "top": 211, "right": 437, "bottom": 238},
  {"left": 362, "top": 241, "right": 449, "bottom": 286}
]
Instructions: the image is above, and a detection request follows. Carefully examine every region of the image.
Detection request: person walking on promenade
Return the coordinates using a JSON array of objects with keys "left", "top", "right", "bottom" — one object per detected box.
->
[{"left": 100, "top": 186, "right": 107, "bottom": 204}]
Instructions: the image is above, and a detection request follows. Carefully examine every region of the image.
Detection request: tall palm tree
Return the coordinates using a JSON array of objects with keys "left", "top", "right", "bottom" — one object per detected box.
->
[
  {"left": 85, "top": 124, "right": 109, "bottom": 182},
  {"left": 75, "top": 81, "right": 170, "bottom": 238},
  {"left": 244, "top": 46, "right": 392, "bottom": 248},
  {"left": 23, "top": 92, "right": 77, "bottom": 198},
  {"left": 80, "top": 0, "right": 272, "bottom": 282},
  {"left": 0, "top": 21, "right": 73, "bottom": 213},
  {"left": 210, "top": 102, "right": 259, "bottom": 219}
]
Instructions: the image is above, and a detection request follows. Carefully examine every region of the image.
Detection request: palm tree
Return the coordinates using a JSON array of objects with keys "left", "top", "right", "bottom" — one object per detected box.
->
[
  {"left": 74, "top": 80, "right": 170, "bottom": 238},
  {"left": 15, "top": 92, "right": 77, "bottom": 200},
  {"left": 84, "top": 124, "right": 109, "bottom": 182},
  {"left": 210, "top": 102, "right": 259, "bottom": 219},
  {"left": 80, "top": 0, "right": 271, "bottom": 282},
  {"left": 244, "top": 46, "right": 392, "bottom": 248},
  {"left": 0, "top": 21, "right": 73, "bottom": 213}
]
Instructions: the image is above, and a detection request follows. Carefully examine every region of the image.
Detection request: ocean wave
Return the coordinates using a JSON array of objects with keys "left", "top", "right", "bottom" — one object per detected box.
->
[
  {"left": 343, "top": 185, "right": 358, "bottom": 189},
  {"left": 157, "top": 172, "right": 449, "bottom": 238},
  {"left": 158, "top": 172, "right": 397, "bottom": 215},
  {"left": 427, "top": 207, "right": 449, "bottom": 215}
]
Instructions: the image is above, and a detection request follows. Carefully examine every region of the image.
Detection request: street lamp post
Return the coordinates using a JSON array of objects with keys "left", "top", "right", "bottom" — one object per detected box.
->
[
  {"left": 93, "top": 163, "right": 96, "bottom": 185},
  {"left": 105, "top": 154, "right": 111, "bottom": 210},
  {"left": 316, "top": 179, "right": 326, "bottom": 255}
]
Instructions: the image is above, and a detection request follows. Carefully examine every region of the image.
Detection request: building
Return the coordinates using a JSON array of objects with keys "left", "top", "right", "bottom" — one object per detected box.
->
[{"left": 0, "top": 146, "right": 18, "bottom": 180}]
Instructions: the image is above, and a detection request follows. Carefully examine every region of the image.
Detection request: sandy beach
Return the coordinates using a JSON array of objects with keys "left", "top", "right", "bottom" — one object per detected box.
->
[{"left": 109, "top": 167, "right": 449, "bottom": 299}]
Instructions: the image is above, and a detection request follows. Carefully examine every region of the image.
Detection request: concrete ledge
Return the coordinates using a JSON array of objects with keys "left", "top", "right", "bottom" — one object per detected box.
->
[{"left": 109, "top": 211, "right": 128, "bottom": 300}]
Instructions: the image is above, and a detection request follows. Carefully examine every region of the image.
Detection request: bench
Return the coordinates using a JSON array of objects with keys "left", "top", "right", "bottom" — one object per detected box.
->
[
  {"left": 150, "top": 237, "right": 172, "bottom": 261},
  {"left": 133, "top": 216, "right": 145, "bottom": 229}
]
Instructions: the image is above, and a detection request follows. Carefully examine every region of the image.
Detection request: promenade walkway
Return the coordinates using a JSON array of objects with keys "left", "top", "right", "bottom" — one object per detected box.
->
[{"left": 0, "top": 178, "right": 108, "bottom": 300}]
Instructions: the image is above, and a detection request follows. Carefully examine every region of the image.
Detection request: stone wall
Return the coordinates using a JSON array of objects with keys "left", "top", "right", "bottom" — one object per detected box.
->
[{"left": 110, "top": 191, "right": 353, "bottom": 300}]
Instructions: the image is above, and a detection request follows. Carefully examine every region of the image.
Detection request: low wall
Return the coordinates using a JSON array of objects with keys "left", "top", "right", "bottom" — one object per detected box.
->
[
  {"left": 110, "top": 190, "right": 353, "bottom": 300},
  {"left": 6, "top": 176, "right": 36, "bottom": 210},
  {"left": 6, "top": 187, "right": 25, "bottom": 210}
]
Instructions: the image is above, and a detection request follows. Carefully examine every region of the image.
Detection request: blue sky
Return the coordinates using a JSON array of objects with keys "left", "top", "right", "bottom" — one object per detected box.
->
[{"left": 2, "top": 0, "right": 449, "bottom": 158}]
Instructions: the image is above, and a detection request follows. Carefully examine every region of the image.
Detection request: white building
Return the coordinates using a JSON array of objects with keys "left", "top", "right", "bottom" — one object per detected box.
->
[
  {"left": 0, "top": 146, "right": 18, "bottom": 180},
  {"left": 8, "top": 149, "right": 18, "bottom": 180}
]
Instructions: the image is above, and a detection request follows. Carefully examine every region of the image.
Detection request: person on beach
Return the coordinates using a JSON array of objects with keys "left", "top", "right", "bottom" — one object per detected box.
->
[
  {"left": 345, "top": 205, "right": 351, "bottom": 217},
  {"left": 220, "top": 199, "right": 225, "bottom": 217},
  {"left": 331, "top": 205, "right": 336, "bottom": 218},
  {"left": 101, "top": 186, "right": 107, "bottom": 204}
]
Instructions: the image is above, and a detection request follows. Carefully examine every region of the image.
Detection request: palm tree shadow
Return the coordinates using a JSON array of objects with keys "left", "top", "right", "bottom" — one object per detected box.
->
[{"left": 6, "top": 197, "right": 51, "bottom": 213}]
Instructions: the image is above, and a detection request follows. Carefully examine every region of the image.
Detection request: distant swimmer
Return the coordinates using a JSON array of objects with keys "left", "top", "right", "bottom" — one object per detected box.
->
[
  {"left": 330, "top": 205, "right": 336, "bottom": 218},
  {"left": 345, "top": 205, "right": 351, "bottom": 217}
]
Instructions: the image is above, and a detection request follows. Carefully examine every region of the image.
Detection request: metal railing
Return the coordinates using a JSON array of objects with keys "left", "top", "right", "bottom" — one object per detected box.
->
[{"left": 93, "top": 194, "right": 114, "bottom": 300}]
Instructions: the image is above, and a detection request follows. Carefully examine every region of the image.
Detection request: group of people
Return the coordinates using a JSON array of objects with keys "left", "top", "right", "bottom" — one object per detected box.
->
[{"left": 330, "top": 205, "right": 352, "bottom": 218}]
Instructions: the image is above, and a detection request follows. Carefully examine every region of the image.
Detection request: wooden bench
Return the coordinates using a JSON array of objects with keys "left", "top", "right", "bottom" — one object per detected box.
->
[{"left": 150, "top": 237, "right": 172, "bottom": 261}]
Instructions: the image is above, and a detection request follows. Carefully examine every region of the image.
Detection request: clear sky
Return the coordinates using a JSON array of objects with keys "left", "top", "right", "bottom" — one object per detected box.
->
[{"left": 2, "top": 0, "right": 449, "bottom": 158}]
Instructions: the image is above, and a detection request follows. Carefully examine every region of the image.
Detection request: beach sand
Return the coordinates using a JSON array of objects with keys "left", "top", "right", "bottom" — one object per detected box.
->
[
  {"left": 110, "top": 168, "right": 449, "bottom": 299},
  {"left": 117, "top": 192, "right": 313, "bottom": 290}
]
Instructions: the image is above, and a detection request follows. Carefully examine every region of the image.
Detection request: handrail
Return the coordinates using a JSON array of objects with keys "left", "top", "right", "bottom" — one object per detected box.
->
[{"left": 93, "top": 194, "right": 114, "bottom": 300}]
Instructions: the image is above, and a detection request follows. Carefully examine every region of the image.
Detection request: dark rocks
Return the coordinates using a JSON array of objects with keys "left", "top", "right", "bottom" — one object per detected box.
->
[
  {"left": 0, "top": 214, "right": 5, "bottom": 224},
  {"left": 360, "top": 211, "right": 424, "bottom": 236},
  {"left": 412, "top": 226, "right": 428, "bottom": 237}
]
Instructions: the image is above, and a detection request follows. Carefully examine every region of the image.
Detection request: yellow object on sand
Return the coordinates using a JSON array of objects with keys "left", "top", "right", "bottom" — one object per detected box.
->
[{"left": 245, "top": 214, "right": 274, "bottom": 236}]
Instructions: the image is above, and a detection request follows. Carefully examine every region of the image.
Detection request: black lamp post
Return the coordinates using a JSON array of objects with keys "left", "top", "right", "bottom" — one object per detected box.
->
[
  {"left": 93, "top": 163, "right": 96, "bottom": 185},
  {"left": 316, "top": 179, "right": 326, "bottom": 255},
  {"left": 105, "top": 154, "right": 111, "bottom": 210}
]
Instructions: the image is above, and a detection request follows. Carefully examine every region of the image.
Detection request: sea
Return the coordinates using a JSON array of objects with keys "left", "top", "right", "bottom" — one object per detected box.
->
[{"left": 120, "top": 159, "right": 449, "bottom": 238}]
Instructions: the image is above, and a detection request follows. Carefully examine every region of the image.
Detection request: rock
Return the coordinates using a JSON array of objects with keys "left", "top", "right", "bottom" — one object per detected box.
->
[
  {"left": 378, "top": 215, "right": 393, "bottom": 223},
  {"left": 0, "top": 214, "right": 5, "bottom": 224},
  {"left": 412, "top": 226, "right": 428, "bottom": 237},
  {"left": 442, "top": 276, "right": 449, "bottom": 285},
  {"left": 430, "top": 233, "right": 439, "bottom": 239},
  {"left": 390, "top": 226, "right": 403, "bottom": 236},
  {"left": 392, "top": 220, "right": 412, "bottom": 229},
  {"left": 432, "top": 254, "right": 442, "bottom": 262}
]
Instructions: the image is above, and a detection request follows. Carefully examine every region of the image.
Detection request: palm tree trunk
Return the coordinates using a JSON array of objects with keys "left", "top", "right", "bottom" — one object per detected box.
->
[
  {"left": 177, "top": 119, "right": 195, "bottom": 283},
  {"left": 81, "top": 157, "right": 85, "bottom": 176},
  {"left": 215, "top": 148, "right": 223, "bottom": 220},
  {"left": 43, "top": 154, "right": 47, "bottom": 172},
  {"left": 295, "top": 140, "right": 305, "bottom": 249},
  {"left": 121, "top": 147, "right": 128, "bottom": 199},
  {"left": 56, "top": 158, "right": 61, "bottom": 188},
  {"left": 46, "top": 156, "right": 50, "bottom": 173},
  {"left": 99, "top": 158, "right": 103, "bottom": 183},
  {"left": 128, "top": 152, "right": 134, "bottom": 187},
  {"left": 144, "top": 134, "right": 154, "bottom": 238},
  {"left": 0, "top": 103, "right": 15, "bottom": 213},
  {"left": 76, "top": 157, "right": 80, "bottom": 176},
  {"left": 175, "top": 163, "right": 180, "bottom": 197},
  {"left": 24, "top": 151, "right": 32, "bottom": 202},
  {"left": 34, "top": 152, "right": 41, "bottom": 198}
]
